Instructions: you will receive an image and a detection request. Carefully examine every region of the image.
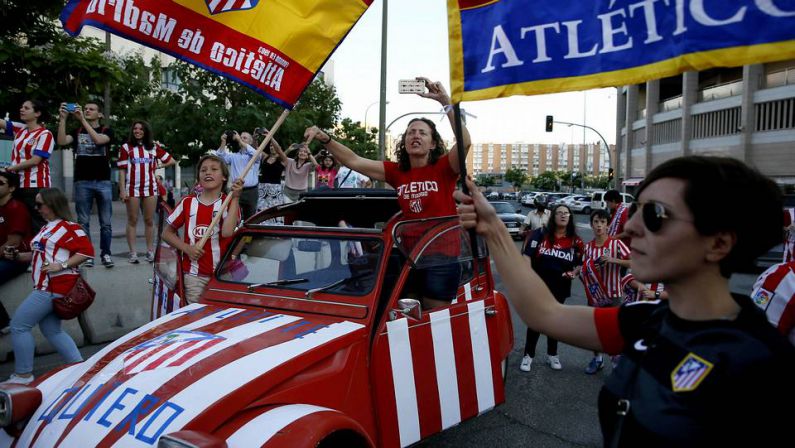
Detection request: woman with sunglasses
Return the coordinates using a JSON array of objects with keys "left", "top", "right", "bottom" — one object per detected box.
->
[
  {"left": 454, "top": 156, "right": 794, "bottom": 447},
  {"left": 2, "top": 188, "right": 93, "bottom": 385},
  {"left": 519, "top": 204, "right": 584, "bottom": 372}
]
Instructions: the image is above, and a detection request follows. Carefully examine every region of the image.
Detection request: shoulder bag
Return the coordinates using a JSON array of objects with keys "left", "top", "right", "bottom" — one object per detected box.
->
[{"left": 53, "top": 276, "right": 96, "bottom": 320}]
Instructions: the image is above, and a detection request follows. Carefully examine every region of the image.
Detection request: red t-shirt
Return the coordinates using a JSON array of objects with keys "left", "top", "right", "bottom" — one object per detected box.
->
[
  {"left": 383, "top": 154, "right": 458, "bottom": 219},
  {"left": 0, "top": 198, "right": 32, "bottom": 251}
]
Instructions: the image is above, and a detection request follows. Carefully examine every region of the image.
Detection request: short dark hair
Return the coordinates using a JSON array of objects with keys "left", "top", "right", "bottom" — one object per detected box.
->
[
  {"left": 0, "top": 171, "right": 20, "bottom": 190},
  {"left": 85, "top": 99, "right": 103, "bottom": 112},
  {"left": 604, "top": 190, "right": 621, "bottom": 203},
  {"left": 637, "top": 156, "right": 782, "bottom": 277},
  {"left": 25, "top": 99, "right": 49, "bottom": 124},
  {"left": 590, "top": 208, "right": 610, "bottom": 224}
]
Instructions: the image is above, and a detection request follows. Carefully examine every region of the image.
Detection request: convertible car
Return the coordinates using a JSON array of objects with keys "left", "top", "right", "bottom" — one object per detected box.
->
[{"left": 0, "top": 189, "right": 513, "bottom": 448}]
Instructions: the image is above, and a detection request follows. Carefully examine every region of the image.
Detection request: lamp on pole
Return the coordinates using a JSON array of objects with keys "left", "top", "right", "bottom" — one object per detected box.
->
[
  {"left": 364, "top": 100, "right": 388, "bottom": 130},
  {"left": 548, "top": 118, "right": 613, "bottom": 188}
]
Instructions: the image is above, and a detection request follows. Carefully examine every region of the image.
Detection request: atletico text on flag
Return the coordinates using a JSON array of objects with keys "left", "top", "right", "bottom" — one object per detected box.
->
[
  {"left": 60, "top": 0, "right": 373, "bottom": 109},
  {"left": 447, "top": 0, "right": 795, "bottom": 102}
]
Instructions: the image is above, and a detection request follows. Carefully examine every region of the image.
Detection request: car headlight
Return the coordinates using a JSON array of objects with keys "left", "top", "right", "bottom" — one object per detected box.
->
[
  {"left": 0, "top": 384, "right": 42, "bottom": 427},
  {"left": 158, "top": 430, "right": 227, "bottom": 448}
]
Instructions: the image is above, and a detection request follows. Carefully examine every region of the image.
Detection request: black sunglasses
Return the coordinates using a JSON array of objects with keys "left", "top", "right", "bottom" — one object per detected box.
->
[
  {"left": 34, "top": 201, "right": 45, "bottom": 209},
  {"left": 628, "top": 201, "right": 691, "bottom": 233},
  {"left": 0, "top": 181, "right": 7, "bottom": 186}
]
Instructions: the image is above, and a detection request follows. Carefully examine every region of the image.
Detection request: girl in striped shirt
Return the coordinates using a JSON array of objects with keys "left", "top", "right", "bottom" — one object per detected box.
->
[
  {"left": 117, "top": 121, "right": 176, "bottom": 264},
  {"left": 162, "top": 155, "right": 243, "bottom": 304}
]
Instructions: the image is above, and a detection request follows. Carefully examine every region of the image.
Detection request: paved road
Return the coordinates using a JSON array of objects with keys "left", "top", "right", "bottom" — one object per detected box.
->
[{"left": 3, "top": 201, "right": 760, "bottom": 447}]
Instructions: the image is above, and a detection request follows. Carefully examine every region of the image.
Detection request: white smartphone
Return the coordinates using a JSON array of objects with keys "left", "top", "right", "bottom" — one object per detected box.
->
[{"left": 398, "top": 79, "right": 427, "bottom": 94}]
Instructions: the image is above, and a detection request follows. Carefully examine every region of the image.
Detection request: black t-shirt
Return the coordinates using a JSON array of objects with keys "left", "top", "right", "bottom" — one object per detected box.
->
[
  {"left": 259, "top": 157, "right": 284, "bottom": 184},
  {"left": 71, "top": 125, "right": 114, "bottom": 181},
  {"left": 598, "top": 295, "right": 795, "bottom": 447}
]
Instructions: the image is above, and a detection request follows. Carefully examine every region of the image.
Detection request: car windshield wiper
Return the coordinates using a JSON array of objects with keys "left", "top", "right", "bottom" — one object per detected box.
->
[
  {"left": 305, "top": 271, "right": 371, "bottom": 299},
  {"left": 247, "top": 278, "right": 308, "bottom": 292}
]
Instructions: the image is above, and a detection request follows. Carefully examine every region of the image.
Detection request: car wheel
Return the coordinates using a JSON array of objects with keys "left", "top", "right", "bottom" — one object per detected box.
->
[{"left": 582, "top": 207, "right": 591, "bottom": 215}]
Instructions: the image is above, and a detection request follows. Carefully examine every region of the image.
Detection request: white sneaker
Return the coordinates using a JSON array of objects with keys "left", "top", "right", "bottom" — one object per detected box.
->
[
  {"left": 145, "top": 251, "right": 155, "bottom": 263},
  {"left": 2, "top": 373, "right": 34, "bottom": 385},
  {"left": 101, "top": 254, "right": 114, "bottom": 268},
  {"left": 519, "top": 355, "right": 533, "bottom": 372},
  {"left": 548, "top": 355, "right": 562, "bottom": 370},
  {"left": 129, "top": 252, "right": 140, "bottom": 264}
]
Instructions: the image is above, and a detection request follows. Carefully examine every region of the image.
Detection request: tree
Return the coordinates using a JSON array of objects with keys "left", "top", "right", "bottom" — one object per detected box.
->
[
  {"left": 584, "top": 174, "right": 610, "bottom": 189},
  {"left": 333, "top": 118, "right": 378, "bottom": 159},
  {"left": 504, "top": 167, "right": 528, "bottom": 190},
  {"left": 475, "top": 174, "right": 497, "bottom": 187},
  {"left": 532, "top": 171, "right": 558, "bottom": 191}
]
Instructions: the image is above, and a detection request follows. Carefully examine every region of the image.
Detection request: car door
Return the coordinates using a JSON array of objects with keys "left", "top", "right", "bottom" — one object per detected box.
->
[
  {"left": 151, "top": 201, "right": 184, "bottom": 319},
  {"left": 370, "top": 218, "right": 506, "bottom": 448}
]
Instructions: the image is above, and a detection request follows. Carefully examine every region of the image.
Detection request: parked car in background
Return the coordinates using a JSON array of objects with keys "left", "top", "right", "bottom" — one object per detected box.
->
[
  {"left": 561, "top": 195, "right": 592, "bottom": 213},
  {"left": 486, "top": 191, "right": 501, "bottom": 200},
  {"left": 0, "top": 189, "right": 513, "bottom": 448},
  {"left": 545, "top": 193, "right": 573, "bottom": 208},
  {"left": 590, "top": 191, "right": 634, "bottom": 212},
  {"left": 491, "top": 201, "right": 527, "bottom": 240},
  {"left": 521, "top": 192, "right": 541, "bottom": 207}
]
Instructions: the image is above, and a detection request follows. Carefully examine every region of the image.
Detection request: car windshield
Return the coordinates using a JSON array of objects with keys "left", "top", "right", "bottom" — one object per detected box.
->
[
  {"left": 216, "top": 233, "right": 384, "bottom": 296},
  {"left": 492, "top": 203, "right": 516, "bottom": 214}
]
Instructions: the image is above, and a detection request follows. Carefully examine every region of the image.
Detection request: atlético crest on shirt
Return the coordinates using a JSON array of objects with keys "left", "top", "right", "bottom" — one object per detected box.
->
[
  {"left": 671, "top": 353, "right": 714, "bottom": 392},
  {"left": 122, "top": 330, "right": 225, "bottom": 375},
  {"left": 205, "top": 0, "right": 259, "bottom": 15}
]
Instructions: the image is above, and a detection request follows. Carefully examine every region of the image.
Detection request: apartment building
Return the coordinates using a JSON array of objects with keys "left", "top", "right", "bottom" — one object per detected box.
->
[
  {"left": 466, "top": 142, "right": 613, "bottom": 177},
  {"left": 615, "top": 60, "right": 795, "bottom": 188}
]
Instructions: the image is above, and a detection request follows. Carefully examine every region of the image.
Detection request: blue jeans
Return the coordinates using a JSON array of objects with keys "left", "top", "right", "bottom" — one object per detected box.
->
[
  {"left": 74, "top": 180, "right": 113, "bottom": 256},
  {"left": 10, "top": 290, "right": 83, "bottom": 375}
]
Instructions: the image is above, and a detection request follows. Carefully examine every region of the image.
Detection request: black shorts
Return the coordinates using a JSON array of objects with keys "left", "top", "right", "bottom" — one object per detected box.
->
[{"left": 405, "top": 257, "right": 462, "bottom": 302}]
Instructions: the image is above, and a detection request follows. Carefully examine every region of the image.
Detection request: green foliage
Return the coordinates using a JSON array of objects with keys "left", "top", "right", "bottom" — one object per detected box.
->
[
  {"left": 475, "top": 174, "right": 497, "bottom": 187},
  {"left": 532, "top": 171, "right": 559, "bottom": 191},
  {"left": 504, "top": 166, "right": 528, "bottom": 190},
  {"left": 585, "top": 174, "right": 610, "bottom": 189},
  {"left": 333, "top": 118, "right": 378, "bottom": 159}
]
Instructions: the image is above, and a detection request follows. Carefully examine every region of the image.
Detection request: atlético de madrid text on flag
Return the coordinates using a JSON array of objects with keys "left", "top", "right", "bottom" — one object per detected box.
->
[
  {"left": 61, "top": 0, "right": 373, "bottom": 109},
  {"left": 447, "top": 0, "right": 795, "bottom": 102}
]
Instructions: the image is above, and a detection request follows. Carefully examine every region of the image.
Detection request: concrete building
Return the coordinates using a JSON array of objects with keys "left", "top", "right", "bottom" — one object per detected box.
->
[
  {"left": 615, "top": 60, "right": 795, "bottom": 190},
  {"left": 466, "top": 142, "right": 614, "bottom": 177}
]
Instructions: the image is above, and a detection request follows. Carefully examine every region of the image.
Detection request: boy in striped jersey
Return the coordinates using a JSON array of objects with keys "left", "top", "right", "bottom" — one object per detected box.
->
[
  {"left": 752, "top": 260, "right": 795, "bottom": 346},
  {"left": 581, "top": 209, "right": 630, "bottom": 374},
  {"left": 162, "top": 155, "right": 243, "bottom": 304}
]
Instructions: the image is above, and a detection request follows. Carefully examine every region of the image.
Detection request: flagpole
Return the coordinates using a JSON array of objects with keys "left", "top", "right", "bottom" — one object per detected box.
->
[
  {"left": 453, "top": 103, "right": 479, "bottom": 257},
  {"left": 195, "top": 109, "right": 291, "bottom": 248}
]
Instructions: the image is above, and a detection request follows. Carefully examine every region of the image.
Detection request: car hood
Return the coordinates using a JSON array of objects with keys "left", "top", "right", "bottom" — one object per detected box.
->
[{"left": 11, "top": 303, "right": 365, "bottom": 448}]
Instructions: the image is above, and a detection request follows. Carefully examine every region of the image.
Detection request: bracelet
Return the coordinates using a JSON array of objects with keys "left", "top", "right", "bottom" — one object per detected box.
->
[
  {"left": 318, "top": 133, "right": 332, "bottom": 145},
  {"left": 442, "top": 104, "right": 454, "bottom": 113}
]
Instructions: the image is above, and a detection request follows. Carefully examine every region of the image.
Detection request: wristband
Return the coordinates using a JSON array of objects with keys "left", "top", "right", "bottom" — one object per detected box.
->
[
  {"left": 318, "top": 133, "right": 332, "bottom": 145},
  {"left": 654, "top": 290, "right": 661, "bottom": 300}
]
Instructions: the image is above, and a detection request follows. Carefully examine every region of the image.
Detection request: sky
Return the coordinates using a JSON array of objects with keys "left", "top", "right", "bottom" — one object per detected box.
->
[{"left": 327, "top": 0, "right": 618, "bottom": 146}]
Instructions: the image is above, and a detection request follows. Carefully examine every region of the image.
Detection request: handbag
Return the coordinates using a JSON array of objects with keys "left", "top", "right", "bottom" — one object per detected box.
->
[{"left": 52, "top": 276, "right": 96, "bottom": 320}]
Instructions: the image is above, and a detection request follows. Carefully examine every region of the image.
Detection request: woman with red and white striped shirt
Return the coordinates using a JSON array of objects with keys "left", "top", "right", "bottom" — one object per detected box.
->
[
  {"left": 1, "top": 188, "right": 94, "bottom": 385},
  {"left": 162, "top": 154, "right": 243, "bottom": 304},
  {"left": 0, "top": 100, "right": 55, "bottom": 233},
  {"left": 117, "top": 121, "right": 175, "bottom": 264}
]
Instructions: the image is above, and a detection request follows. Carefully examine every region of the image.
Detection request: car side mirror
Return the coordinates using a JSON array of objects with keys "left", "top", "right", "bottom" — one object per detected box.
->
[
  {"left": 390, "top": 298, "right": 423, "bottom": 322},
  {"left": 516, "top": 208, "right": 521, "bottom": 213}
]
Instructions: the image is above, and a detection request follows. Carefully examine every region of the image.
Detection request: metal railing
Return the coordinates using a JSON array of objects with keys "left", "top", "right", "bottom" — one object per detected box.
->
[
  {"left": 691, "top": 107, "right": 741, "bottom": 139},
  {"left": 755, "top": 97, "right": 795, "bottom": 132},
  {"left": 652, "top": 118, "right": 682, "bottom": 145}
]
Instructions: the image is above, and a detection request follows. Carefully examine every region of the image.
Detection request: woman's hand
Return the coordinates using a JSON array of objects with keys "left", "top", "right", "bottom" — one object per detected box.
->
[
  {"left": 416, "top": 77, "right": 451, "bottom": 106},
  {"left": 120, "top": 189, "right": 129, "bottom": 203},
  {"left": 453, "top": 178, "right": 504, "bottom": 237},
  {"left": 304, "top": 126, "right": 330, "bottom": 144},
  {"left": 230, "top": 179, "right": 244, "bottom": 198},
  {"left": 41, "top": 262, "right": 64, "bottom": 274}
]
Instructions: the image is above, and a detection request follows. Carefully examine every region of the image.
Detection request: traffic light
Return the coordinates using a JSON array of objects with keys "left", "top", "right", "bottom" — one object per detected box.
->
[
  {"left": 608, "top": 167, "right": 614, "bottom": 181},
  {"left": 545, "top": 115, "right": 554, "bottom": 132}
]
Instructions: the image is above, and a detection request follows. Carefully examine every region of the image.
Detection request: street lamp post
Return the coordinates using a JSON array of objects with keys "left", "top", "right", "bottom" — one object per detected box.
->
[
  {"left": 554, "top": 120, "right": 613, "bottom": 188},
  {"left": 364, "top": 100, "right": 388, "bottom": 130}
]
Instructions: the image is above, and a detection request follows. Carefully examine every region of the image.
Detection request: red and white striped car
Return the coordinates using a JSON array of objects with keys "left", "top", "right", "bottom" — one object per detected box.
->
[{"left": 0, "top": 189, "right": 513, "bottom": 448}]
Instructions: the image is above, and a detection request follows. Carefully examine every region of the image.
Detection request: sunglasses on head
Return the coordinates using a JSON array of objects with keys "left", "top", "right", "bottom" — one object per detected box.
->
[{"left": 628, "top": 201, "right": 691, "bottom": 233}]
